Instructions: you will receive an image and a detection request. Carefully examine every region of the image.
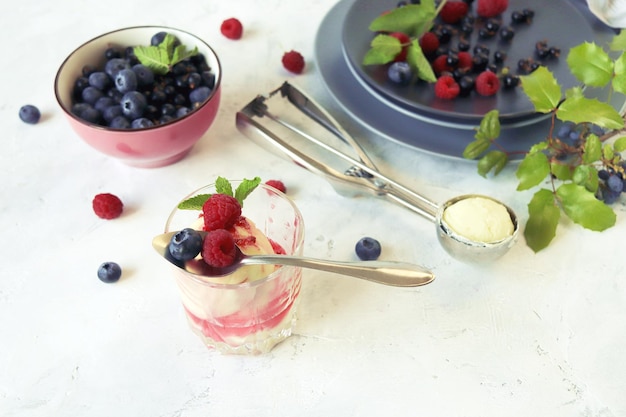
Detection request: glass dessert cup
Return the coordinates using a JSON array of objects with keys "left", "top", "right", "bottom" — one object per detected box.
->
[{"left": 164, "top": 182, "right": 304, "bottom": 355}]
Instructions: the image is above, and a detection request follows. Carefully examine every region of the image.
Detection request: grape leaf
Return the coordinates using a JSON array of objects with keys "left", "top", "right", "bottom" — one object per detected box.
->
[
  {"left": 463, "top": 110, "right": 500, "bottom": 160},
  {"left": 363, "top": 34, "right": 402, "bottom": 65},
  {"left": 524, "top": 189, "right": 560, "bottom": 252},
  {"left": 550, "top": 161, "right": 573, "bottom": 181},
  {"left": 556, "top": 183, "right": 616, "bottom": 231},
  {"left": 567, "top": 42, "right": 613, "bottom": 87},
  {"left": 582, "top": 133, "right": 602, "bottom": 163},
  {"left": 520, "top": 67, "right": 562, "bottom": 113},
  {"left": 614, "top": 136, "right": 626, "bottom": 152},
  {"left": 516, "top": 151, "right": 550, "bottom": 191},
  {"left": 463, "top": 138, "right": 491, "bottom": 159},
  {"left": 477, "top": 150, "right": 508, "bottom": 177},
  {"left": 603, "top": 143, "right": 615, "bottom": 160},
  {"left": 557, "top": 96, "right": 624, "bottom": 130},
  {"left": 610, "top": 31, "right": 626, "bottom": 51},
  {"left": 572, "top": 165, "right": 599, "bottom": 192},
  {"left": 406, "top": 40, "right": 436, "bottom": 82},
  {"left": 612, "top": 53, "right": 626, "bottom": 95}
]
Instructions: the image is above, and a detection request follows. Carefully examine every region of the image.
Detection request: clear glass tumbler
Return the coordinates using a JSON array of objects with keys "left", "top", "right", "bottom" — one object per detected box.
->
[{"left": 164, "top": 181, "right": 305, "bottom": 355}]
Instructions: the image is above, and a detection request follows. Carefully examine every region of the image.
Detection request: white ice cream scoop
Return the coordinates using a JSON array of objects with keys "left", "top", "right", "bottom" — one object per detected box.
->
[{"left": 587, "top": 0, "right": 626, "bottom": 27}]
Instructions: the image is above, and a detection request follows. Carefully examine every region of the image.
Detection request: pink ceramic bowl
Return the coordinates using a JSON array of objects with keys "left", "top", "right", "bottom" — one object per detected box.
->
[{"left": 54, "top": 26, "right": 222, "bottom": 168}]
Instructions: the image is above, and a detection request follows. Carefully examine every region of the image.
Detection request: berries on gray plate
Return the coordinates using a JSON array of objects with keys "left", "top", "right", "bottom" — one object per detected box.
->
[
  {"left": 355, "top": 237, "right": 382, "bottom": 261},
  {"left": 168, "top": 228, "right": 204, "bottom": 261},
  {"left": 19, "top": 105, "right": 41, "bottom": 124},
  {"left": 97, "top": 261, "right": 122, "bottom": 283}
]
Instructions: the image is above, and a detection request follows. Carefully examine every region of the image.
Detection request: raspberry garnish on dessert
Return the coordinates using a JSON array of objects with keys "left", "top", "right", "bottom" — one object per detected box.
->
[
  {"left": 202, "top": 193, "right": 242, "bottom": 231},
  {"left": 202, "top": 229, "right": 238, "bottom": 267}
]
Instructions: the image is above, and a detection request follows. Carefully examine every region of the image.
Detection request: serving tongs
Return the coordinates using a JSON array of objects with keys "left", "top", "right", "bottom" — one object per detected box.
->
[{"left": 235, "top": 82, "right": 518, "bottom": 262}]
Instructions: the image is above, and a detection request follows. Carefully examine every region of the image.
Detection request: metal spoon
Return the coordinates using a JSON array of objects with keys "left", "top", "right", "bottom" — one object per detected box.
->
[{"left": 152, "top": 231, "right": 435, "bottom": 287}]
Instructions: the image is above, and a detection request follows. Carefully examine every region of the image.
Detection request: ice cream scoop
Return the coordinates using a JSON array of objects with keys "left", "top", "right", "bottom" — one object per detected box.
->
[{"left": 152, "top": 231, "right": 435, "bottom": 287}]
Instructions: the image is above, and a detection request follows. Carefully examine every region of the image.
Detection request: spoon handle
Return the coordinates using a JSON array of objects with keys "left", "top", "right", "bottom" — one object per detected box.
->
[{"left": 241, "top": 255, "right": 435, "bottom": 287}]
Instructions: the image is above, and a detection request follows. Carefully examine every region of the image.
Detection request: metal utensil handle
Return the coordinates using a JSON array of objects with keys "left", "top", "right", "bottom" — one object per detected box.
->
[{"left": 241, "top": 254, "right": 434, "bottom": 287}]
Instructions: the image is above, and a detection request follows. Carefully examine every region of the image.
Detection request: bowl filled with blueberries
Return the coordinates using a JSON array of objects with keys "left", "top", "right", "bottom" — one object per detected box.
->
[{"left": 54, "top": 26, "right": 221, "bottom": 168}]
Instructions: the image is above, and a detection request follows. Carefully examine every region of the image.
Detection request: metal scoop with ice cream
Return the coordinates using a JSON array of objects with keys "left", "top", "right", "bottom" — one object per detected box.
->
[{"left": 235, "top": 82, "right": 519, "bottom": 263}]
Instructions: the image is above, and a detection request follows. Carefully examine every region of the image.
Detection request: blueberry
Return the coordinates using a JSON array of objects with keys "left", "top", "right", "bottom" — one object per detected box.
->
[
  {"left": 176, "top": 107, "right": 191, "bottom": 118},
  {"left": 355, "top": 237, "right": 382, "bottom": 261},
  {"left": 109, "top": 115, "right": 131, "bottom": 129},
  {"left": 151, "top": 31, "right": 168, "bottom": 46},
  {"left": 120, "top": 91, "right": 147, "bottom": 119},
  {"left": 161, "top": 103, "right": 177, "bottom": 117},
  {"left": 168, "top": 228, "right": 204, "bottom": 261},
  {"left": 78, "top": 106, "right": 102, "bottom": 124},
  {"left": 131, "top": 117, "right": 154, "bottom": 129},
  {"left": 88, "top": 71, "right": 110, "bottom": 90},
  {"left": 387, "top": 61, "right": 413, "bottom": 85},
  {"left": 104, "top": 58, "right": 130, "bottom": 78},
  {"left": 97, "top": 261, "right": 122, "bottom": 283},
  {"left": 102, "top": 105, "right": 124, "bottom": 123},
  {"left": 81, "top": 86, "right": 104, "bottom": 104},
  {"left": 607, "top": 175, "right": 624, "bottom": 193},
  {"left": 201, "top": 71, "right": 216, "bottom": 88},
  {"left": 189, "top": 86, "right": 212, "bottom": 104},
  {"left": 115, "top": 68, "right": 138, "bottom": 93},
  {"left": 19, "top": 104, "right": 41, "bottom": 124},
  {"left": 458, "top": 75, "right": 475, "bottom": 97},
  {"left": 132, "top": 64, "right": 154, "bottom": 86},
  {"left": 94, "top": 96, "right": 116, "bottom": 113},
  {"left": 105, "top": 47, "right": 122, "bottom": 60}
]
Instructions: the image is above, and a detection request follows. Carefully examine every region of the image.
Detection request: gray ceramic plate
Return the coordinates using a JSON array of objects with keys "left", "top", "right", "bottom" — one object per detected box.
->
[
  {"left": 341, "top": 0, "right": 595, "bottom": 125},
  {"left": 314, "top": 0, "right": 617, "bottom": 160}
]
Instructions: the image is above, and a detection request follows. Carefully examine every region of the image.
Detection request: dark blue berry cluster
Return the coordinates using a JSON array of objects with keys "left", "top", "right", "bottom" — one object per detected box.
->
[{"left": 71, "top": 32, "right": 216, "bottom": 129}]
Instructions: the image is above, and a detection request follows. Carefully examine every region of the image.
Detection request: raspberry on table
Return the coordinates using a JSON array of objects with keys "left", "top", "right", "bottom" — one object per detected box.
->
[
  {"left": 265, "top": 179, "right": 287, "bottom": 193},
  {"left": 202, "top": 193, "right": 242, "bottom": 231},
  {"left": 220, "top": 18, "right": 243, "bottom": 40},
  {"left": 92, "top": 193, "right": 124, "bottom": 219},
  {"left": 440, "top": 1, "right": 469, "bottom": 24},
  {"left": 475, "top": 71, "right": 501, "bottom": 96},
  {"left": 202, "top": 229, "right": 238, "bottom": 267},
  {"left": 282, "top": 50, "right": 305, "bottom": 74},
  {"left": 434, "top": 75, "right": 461, "bottom": 100}
]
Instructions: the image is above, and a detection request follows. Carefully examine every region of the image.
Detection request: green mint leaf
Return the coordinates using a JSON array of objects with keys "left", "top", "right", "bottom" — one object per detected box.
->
[
  {"left": 519, "top": 66, "right": 562, "bottom": 113},
  {"left": 612, "top": 53, "right": 626, "bottom": 95},
  {"left": 556, "top": 183, "right": 616, "bottom": 231},
  {"left": 477, "top": 150, "right": 508, "bottom": 177},
  {"left": 582, "top": 133, "right": 602, "bottom": 163},
  {"left": 363, "top": 34, "right": 402, "bottom": 65},
  {"left": 368, "top": 2, "right": 436, "bottom": 37},
  {"left": 572, "top": 165, "right": 599, "bottom": 192},
  {"left": 177, "top": 193, "right": 212, "bottom": 210},
  {"left": 567, "top": 42, "right": 613, "bottom": 87},
  {"left": 610, "top": 31, "right": 626, "bottom": 51},
  {"left": 524, "top": 188, "right": 560, "bottom": 252},
  {"left": 557, "top": 96, "right": 624, "bottom": 130},
  {"left": 134, "top": 33, "right": 198, "bottom": 75},
  {"left": 613, "top": 136, "right": 626, "bottom": 153},
  {"left": 516, "top": 151, "right": 550, "bottom": 191},
  {"left": 407, "top": 40, "right": 436, "bottom": 82},
  {"left": 133, "top": 45, "right": 171, "bottom": 75},
  {"left": 234, "top": 177, "right": 262, "bottom": 206},
  {"left": 215, "top": 176, "right": 234, "bottom": 196}
]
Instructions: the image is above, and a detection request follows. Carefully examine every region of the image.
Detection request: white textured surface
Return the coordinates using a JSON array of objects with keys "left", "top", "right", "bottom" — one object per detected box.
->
[{"left": 1, "top": 1, "right": 626, "bottom": 416}]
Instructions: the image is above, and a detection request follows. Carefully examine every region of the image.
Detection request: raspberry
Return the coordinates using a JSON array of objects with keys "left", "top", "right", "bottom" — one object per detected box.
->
[
  {"left": 457, "top": 51, "right": 473, "bottom": 70},
  {"left": 282, "top": 50, "right": 305, "bottom": 74},
  {"left": 201, "top": 229, "right": 237, "bottom": 268},
  {"left": 265, "top": 179, "right": 287, "bottom": 193},
  {"left": 434, "top": 75, "right": 461, "bottom": 100},
  {"left": 220, "top": 18, "right": 243, "bottom": 40},
  {"left": 419, "top": 32, "right": 440, "bottom": 56},
  {"left": 202, "top": 193, "right": 242, "bottom": 231},
  {"left": 477, "top": 0, "right": 509, "bottom": 18},
  {"left": 440, "top": 1, "right": 469, "bottom": 24},
  {"left": 389, "top": 32, "right": 411, "bottom": 62},
  {"left": 92, "top": 193, "right": 123, "bottom": 219},
  {"left": 475, "top": 71, "right": 500, "bottom": 96},
  {"left": 432, "top": 54, "right": 453, "bottom": 75}
]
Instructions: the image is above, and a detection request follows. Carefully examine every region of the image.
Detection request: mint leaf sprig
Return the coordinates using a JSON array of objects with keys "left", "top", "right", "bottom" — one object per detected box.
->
[
  {"left": 134, "top": 33, "right": 198, "bottom": 75},
  {"left": 177, "top": 177, "right": 262, "bottom": 210},
  {"left": 362, "top": 0, "right": 448, "bottom": 83},
  {"left": 463, "top": 32, "right": 626, "bottom": 252}
]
